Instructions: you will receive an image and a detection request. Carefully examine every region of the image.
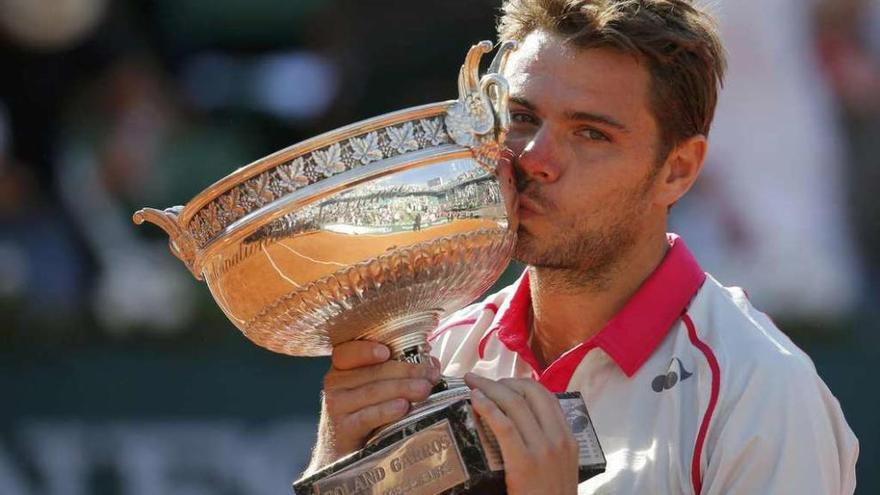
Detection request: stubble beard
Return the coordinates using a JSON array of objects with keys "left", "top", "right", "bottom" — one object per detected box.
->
[{"left": 514, "top": 215, "right": 640, "bottom": 292}]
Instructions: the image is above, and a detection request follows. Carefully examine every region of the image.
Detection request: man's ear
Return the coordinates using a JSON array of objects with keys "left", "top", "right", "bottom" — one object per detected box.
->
[{"left": 655, "top": 135, "right": 707, "bottom": 208}]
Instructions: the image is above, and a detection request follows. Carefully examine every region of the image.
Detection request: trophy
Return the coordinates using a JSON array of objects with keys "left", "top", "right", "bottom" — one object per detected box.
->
[{"left": 134, "top": 41, "right": 605, "bottom": 494}]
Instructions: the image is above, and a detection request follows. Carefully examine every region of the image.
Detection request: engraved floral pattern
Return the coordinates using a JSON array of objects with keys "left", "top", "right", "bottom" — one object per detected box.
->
[
  {"left": 313, "top": 143, "right": 347, "bottom": 177},
  {"left": 245, "top": 173, "right": 276, "bottom": 207},
  {"left": 218, "top": 188, "right": 247, "bottom": 222},
  {"left": 277, "top": 157, "right": 310, "bottom": 188},
  {"left": 188, "top": 215, "right": 207, "bottom": 246},
  {"left": 206, "top": 203, "right": 223, "bottom": 233},
  {"left": 421, "top": 118, "right": 446, "bottom": 146},
  {"left": 350, "top": 132, "right": 383, "bottom": 165},
  {"left": 387, "top": 122, "right": 419, "bottom": 154}
]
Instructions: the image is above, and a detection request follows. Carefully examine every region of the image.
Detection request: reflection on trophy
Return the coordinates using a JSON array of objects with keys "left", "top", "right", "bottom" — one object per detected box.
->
[{"left": 134, "top": 41, "right": 605, "bottom": 494}]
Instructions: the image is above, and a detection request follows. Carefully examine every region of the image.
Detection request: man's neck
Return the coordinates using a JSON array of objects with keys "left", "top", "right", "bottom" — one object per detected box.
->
[{"left": 528, "top": 233, "right": 669, "bottom": 369}]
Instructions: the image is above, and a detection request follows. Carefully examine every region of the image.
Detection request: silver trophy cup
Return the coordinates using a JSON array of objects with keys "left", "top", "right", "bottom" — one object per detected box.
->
[{"left": 134, "top": 41, "right": 604, "bottom": 495}]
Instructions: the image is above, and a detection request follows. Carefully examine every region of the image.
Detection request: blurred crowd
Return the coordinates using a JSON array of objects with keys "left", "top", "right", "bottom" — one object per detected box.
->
[{"left": 1, "top": 0, "right": 878, "bottom": 342}]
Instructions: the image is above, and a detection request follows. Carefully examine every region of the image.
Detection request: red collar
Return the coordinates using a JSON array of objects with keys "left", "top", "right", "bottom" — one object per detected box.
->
[{"left": 488, "top": 234, "right": 706, "bottom": 390}]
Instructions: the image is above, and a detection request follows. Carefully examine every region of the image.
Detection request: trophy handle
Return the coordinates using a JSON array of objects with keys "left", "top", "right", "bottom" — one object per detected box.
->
[
  {"left": 445, "top": 40, "right": 519, "bottom": 166},
  {"left": 480, "top": 73, "right": 511, "bottom": 143},
  {"left": 484, "top": 40, "right": 518, "bottom": 143},
  {"left": 132, "top": 206, "right": 201, "bottom": 280},
  {"left": 456, "top": 40, "right": 493, "bottom": 103},
  {"left": 487, "top": 40, "right": 517, "bottom": 76}
]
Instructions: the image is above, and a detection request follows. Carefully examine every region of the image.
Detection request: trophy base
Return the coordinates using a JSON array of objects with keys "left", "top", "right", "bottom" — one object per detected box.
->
[{"left": 293, "top": 389, "right": 605, "bottom": 495}]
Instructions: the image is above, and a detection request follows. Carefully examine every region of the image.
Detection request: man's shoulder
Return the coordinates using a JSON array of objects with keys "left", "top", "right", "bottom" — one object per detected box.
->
[
  {"left": 684, "top": 276, "right": 857, "bottom": 494},
  {"left": 686, "top": 274, "right": 826, "bottom": 395}
]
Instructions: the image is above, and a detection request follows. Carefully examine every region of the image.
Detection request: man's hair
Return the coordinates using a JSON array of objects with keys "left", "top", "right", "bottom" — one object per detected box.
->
[{"left": 498, "top": 0, "right": 726, "bottom": 159}]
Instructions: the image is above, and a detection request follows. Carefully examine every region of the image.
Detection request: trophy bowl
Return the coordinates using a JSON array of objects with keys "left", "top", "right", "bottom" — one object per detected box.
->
[{"left": 134, "top": 41, "right": 519, "bottom": 365}]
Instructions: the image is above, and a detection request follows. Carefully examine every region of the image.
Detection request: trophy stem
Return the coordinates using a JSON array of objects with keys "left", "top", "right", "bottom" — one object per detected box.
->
[{"left": 360, "top": 310, "right": 441, "bottom": 365}]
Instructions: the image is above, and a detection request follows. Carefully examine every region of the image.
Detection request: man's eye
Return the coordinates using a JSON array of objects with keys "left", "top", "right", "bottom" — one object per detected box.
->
[
  {"left": 577, "top": 128, "right": 610, "bottom": 141},
  {"left": 511, "top": 112, "right": 538, "bottom": 125}
]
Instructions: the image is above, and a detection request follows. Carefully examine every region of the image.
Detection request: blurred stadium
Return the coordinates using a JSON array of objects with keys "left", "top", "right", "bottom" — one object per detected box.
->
[{"left": 0, "top": 0, "right": 877, "bottom": 493}]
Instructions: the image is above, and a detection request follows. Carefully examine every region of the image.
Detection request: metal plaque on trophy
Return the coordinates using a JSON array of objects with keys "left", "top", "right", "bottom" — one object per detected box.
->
[{"left": 134, "top": 40, "right": 605, "bottom": 495}]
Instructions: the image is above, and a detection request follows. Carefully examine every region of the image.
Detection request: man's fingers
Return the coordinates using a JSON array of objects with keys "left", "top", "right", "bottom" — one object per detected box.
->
[
  {"left": 324, "top": 378, "right": 434, "bottom": 415},
  {"left": 331, "top": 340, "right": 390, "bottom": 370},
  {"left": 501, "top": 378, "right": 575, "bottom": 455},
  {"left": 470, "top": 388, "right": 529, "bottom": 466},
  {"left": 465, "top": 373, "right": 545, "bottom": 449},
  {"left": 325, "top": 359, "right": 440, "bottom": 390},
  {"left": 338, "top": 399, "right": 410, "bottom": 441}
]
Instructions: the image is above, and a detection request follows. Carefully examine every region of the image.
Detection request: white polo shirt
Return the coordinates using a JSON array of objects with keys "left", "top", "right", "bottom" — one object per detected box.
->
[{"left": 429, "top": 234, "right": 858, "bottom": 494}]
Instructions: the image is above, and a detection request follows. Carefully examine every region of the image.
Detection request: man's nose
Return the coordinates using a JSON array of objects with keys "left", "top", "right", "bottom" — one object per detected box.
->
[{"left": 510, "top": 128, "right": 561, "bottom": 183}]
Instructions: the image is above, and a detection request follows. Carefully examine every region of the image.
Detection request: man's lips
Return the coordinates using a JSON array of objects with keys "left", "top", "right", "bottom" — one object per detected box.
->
[{"left": 517, "top": 195, "right": 544, "bottom": 215}]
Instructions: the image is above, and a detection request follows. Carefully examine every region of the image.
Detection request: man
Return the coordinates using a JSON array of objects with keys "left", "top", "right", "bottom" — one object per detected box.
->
[{"left": 305, "top": 1, "right": 859, "bottom": 493}]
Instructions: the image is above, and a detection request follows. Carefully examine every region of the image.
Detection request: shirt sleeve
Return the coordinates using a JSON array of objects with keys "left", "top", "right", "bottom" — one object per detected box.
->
[{"left": 699, "top": 357, "right": 858, "bottom": 495}]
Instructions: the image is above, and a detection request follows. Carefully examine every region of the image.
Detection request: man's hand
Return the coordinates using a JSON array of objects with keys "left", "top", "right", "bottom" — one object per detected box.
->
[
  {"left": 465, "top": 373, "right": 579, "bottom": 495},
  {"left": 305, "top": 341, "right": 441, "bottom": 475}
]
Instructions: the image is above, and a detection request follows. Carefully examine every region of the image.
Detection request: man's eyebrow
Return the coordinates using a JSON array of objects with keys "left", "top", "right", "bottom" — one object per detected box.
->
[
  {"left": 509, "top": 96, "right": 538, "bottom": 112},
  {"left": 509, "top": 96, "right": 630, "bottom": 133}
]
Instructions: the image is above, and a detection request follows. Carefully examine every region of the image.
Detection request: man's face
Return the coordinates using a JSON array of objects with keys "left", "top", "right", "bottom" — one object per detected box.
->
[{"left": 504, "top": 30, "right": 666, "bottom": 285}]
